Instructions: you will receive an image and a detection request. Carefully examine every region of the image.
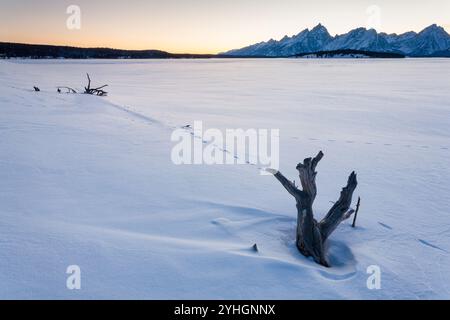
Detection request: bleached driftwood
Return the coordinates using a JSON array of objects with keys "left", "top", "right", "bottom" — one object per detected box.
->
[{"left": 268, "top": 151, "right": 358, "bottom": 267}]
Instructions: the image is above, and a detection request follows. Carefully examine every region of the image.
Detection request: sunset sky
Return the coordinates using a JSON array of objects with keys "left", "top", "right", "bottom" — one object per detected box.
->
[{"left": 1, "top": 0, "right": 449, "bottom": 53}]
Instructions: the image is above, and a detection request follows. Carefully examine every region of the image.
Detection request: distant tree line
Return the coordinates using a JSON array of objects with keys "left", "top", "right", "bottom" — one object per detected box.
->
[{"left": 0, "top": 42, "right": 216, "bottom": 59}]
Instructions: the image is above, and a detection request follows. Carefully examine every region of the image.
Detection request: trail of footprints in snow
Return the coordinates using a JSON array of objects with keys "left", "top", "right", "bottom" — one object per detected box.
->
[
  {"left": 118, "top": 106, "right": 448, "bottom": 152},
  {"left": 118, "top": 106, "right": 265, "bottom": 172},
  {"left": 300, "top": 137, "right": 448, "bottom": 151},
  {"left": 118, "top": 105, "right": 448, "bottom": 175},
  {"left": 177, "top": 127, "right": 448, "bottom": 174},
  {"left": 378, "top": 222, "right": 447, "bottom": 253},
  {"left": 185, "top": 129, "right": 265, "bottom": 171}
]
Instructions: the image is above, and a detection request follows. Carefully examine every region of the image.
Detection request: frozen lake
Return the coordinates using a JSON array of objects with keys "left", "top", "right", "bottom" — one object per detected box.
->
[
  {"left": 8, "top": 58, "right": 450, "bottom": 150},
  {"left": 1, "top": 58, "right": 450, "bottom": 299}
]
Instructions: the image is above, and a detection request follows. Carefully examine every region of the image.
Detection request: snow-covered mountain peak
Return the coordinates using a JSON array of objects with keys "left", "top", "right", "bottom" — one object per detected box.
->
[
  {"left": 419, "top": 24, "right": 450, "bottom": 38},
  {"left": 292, "top": 28, "right": 309, "bottom": 38},
  {"left": 311, "top": 23, "right": 327, "bottom": 32},
  {"left": 223, "top": 24, "right": 450, "bottom": 57}
]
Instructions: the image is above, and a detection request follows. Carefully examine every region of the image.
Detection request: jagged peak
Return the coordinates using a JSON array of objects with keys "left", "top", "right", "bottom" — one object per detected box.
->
[
  {"left": 293, "top": 28, "right": 309, "bottom": 38},
  {"left": 312, "top": 23, "right": 326, "bottom": 31},
  {"left": 349, "top": 27, "right": 369, "bottom": 33},
  {"left": 310, "top": 23, "right": 331, "bottom": 37},
  {"left": 425, "top": 23, "right": 439, "bottom": 29},
  {"left": 420, "top": 24, "right": 448, "bottom": 35}
]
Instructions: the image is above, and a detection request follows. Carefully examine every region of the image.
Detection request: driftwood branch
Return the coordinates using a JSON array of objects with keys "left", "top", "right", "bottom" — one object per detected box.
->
[
  {"left": 319, "top": 172, "right": 358, "bottom": 240},
  {"left": 271, "top": 170, "right": 304, "bottom": 201},
  {"left": 269, "top": 151, "right": 358, "bottom": 267},
  {"left": 33, "top": 74, "right": 108, "bottom": 96},
  {"left": 57, "top": 86, "right": 77, "bottom": 94},
  {"left": 296, "top": 151, "right": 323, "bottom": 202},
  {"left": 84, "top": 73, "right": 108, "bottom": 96},
  {"left": 352, "top": 197, "right": 361, "bottom": 228}
]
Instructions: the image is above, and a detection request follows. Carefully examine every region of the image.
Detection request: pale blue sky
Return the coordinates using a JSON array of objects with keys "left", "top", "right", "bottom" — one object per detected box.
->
[{"left": 1, "top": 0, "right": 449, "bottom": 53}]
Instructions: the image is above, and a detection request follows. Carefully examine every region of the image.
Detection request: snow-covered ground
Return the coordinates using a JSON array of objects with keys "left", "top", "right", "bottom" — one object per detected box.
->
[{"left": 0, "top": 58, "right": 449, "bottom": 299}]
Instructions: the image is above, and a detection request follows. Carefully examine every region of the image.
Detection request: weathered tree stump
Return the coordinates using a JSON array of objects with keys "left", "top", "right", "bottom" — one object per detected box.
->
[{"left": 267, "top": 151, "right": 358, "bottom": 267}]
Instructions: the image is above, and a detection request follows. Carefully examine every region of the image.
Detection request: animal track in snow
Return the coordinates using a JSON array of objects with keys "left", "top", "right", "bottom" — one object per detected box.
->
[
  {"left": 378, "top": 222, "right": 393, "bottom": 230},
  {"left": 288, "top": 136, "right": 447, "bottom": 151},
  {"left": 418, "top": 239, "right": 447, "bottom": 253}
]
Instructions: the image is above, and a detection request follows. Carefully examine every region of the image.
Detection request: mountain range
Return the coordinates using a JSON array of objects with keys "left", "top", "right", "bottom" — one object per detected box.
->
[{"left": 223, "top": 24, "right": 450, "bottom": 57}]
